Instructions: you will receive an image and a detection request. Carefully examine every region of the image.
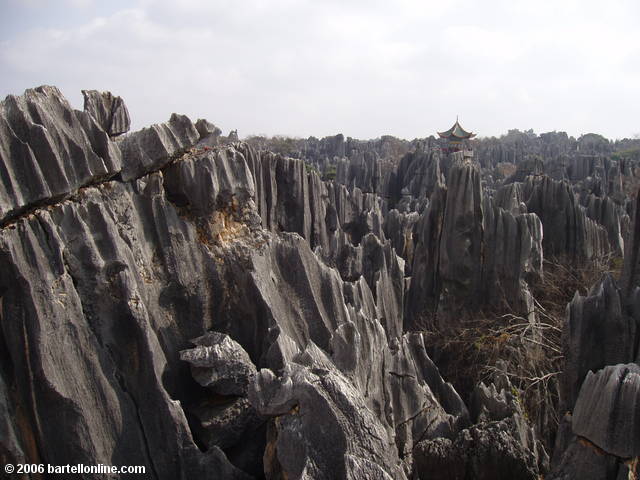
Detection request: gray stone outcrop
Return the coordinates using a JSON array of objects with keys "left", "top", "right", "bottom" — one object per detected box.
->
[{"left": 82, "top": 89, "right": 131, "bottom": 137}]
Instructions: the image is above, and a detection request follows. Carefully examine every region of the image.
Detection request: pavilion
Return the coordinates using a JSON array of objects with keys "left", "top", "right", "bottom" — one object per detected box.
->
[{"left": 437, "top": 118, "right": 475, "bottom": 155}]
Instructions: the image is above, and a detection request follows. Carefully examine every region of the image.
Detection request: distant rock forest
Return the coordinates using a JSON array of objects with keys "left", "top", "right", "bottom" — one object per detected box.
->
[{"left": 1, "top": 86, "right": 639, "bottom": 479}]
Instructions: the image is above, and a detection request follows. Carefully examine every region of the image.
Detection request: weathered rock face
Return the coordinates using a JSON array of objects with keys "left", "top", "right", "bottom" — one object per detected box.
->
[
  {"left": 10, "top": 85, "right": 640, "bottom": 480},
  {"left": 163, "top": 145, "right": 256, "bottom": 219},
  {"left": 582, "top": 193, "right": 624, "bottom": 255},
  {"left": 621, "top": 191, "right": 640, "bottom": 297},
  {"left": 566, "top": 154, "right": 602, "bottom": 183},
  {"left": 387, "top": 333, "right": 470, "bottom": 464},
  {"left": 180, "top": 333, "right": 257, "bottom": 395},
  {"left": 562, "top": 274, "right": 636, "bottom": 410},
  {"left": 481, "top": 201, "right": 543, "bottom": 314},
  {"left": 474, "top": 130, "right": 575, "bottom": 170},
  {"left": 248, "top": 133, "right": 412, "bottom": 190},
  {"left": 470, "top": 373, "right": 520, "bottom": 423},
  {"left": 549, "top": 194, "right": 640, "bottom": 480},
  {"left": 239, "top": 142, "right": 390, "bottom": 267},
  {"left": 493, "top": 182, "right": 526, "bottom": 215},
  {"left": 82, "top": 89, "right": 131, "bottom": 137},
  {"left": 504, "top": 156, "right": 545, "bottom": 184},
  {"left": 195, "top": 218, "right": 468, "bottom": 477},
  {"left": 301, "top": 133, "right": 346, "bottom": 161},
  {"left": 567, "top": 155, "right": 628, "bottom": 204},
  {"left": 0, "top": 87, "right": 481, "bottom": 479},
  {"left": 413, "top": 372, "right": 548, "bottom": 480},
  {"left": 180, "top": 332, "right": 267, "bottom": 477},
  {"left": 241, "top": 146, "right": 313, "bottom": 244},
  {"left": 404, "top": 184, "right": 446, "bottom": 328},
  {"left": 335, "top": 150, "right": 382, "bottom": 193},
  {"left": 383, "top": 208, "right": 419, "bottom": 273},
  {"left": 0, "top": 177, "right": 248, "bottom": 478},
  {"left": 195, "top": 118, "right": 222, "bottom": 146},
  {"left": 547, "top": 437, "right": 629, "bottom": 480},
  {"left": 437, "top": 157, "right": 484, "bottom": 312},
  {"left": 572, "top": 363, "right": 640, "bottom": 459},
  {"left": 548, "top": 363, "right": 640, "bottom": 480},
  {"left": 238, "top": 127, "right": 638, "bottom": 478},
  {"left": 404, "top": 156, "right": 544, "bottom": 327},
  {"left": 249, "top": 354, "right": 406, "bottom": 480},
  {"left": 0, "top": 87, "right": 266, "bottom": 477},
  {"left": 119, "top": 112, "right": 200, "bottom": 181},
  {"left": 0, "top": 86, "right": 122, "bottom": 225},
  {"left": 393, "top": 148, "right": 444, "bottom": 207},
  {"left": 522, "top": 175, "right": 611, "bottom": 260},
  {"left": 325, "top": 233, "right": 405, "bottom": 339}
]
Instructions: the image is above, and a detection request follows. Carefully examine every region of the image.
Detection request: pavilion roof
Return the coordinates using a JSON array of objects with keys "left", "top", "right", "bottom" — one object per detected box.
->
[{"left": 437, "top": 119, "right": 476, "bottom": 140}]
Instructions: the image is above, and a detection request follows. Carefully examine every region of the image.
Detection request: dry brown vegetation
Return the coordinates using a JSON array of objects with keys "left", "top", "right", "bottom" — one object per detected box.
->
[{"left": 422, "top": 254, "right": 620, "bottom": 450}]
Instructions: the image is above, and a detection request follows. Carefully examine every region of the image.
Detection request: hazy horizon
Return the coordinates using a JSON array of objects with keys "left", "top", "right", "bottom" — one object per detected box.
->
[{"left": 2, "top": 0, "right": 639, "bottom": 140}]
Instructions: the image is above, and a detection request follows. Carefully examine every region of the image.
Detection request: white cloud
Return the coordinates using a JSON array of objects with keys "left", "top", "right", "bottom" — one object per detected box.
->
[
  {"left": 66, "top": 0, "right": 93, "bottom": 7},
  {"left": 8, "top": 0, "right": 94, "bottom": 8},
  {"left": 1, "top": 0, "right": 639, "bottom": 139}
]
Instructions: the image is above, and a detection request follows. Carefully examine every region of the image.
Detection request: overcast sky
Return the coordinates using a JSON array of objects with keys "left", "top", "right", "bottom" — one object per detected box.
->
[{"left": 1, "top": 0, "right": 639, "bottom": 140}]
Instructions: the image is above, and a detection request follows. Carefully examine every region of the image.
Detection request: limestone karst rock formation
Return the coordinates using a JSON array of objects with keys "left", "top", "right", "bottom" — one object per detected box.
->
[
  {"left": 413, "top": 371, "right": 548, "bottom": 480},
  {"left": 572, "top": 363, "right": 640, "bottom": 459},
  {"left": 0, "top": 87, "right": 475, "bottom": 479},
  {"left": 241, "top": 123, "right": 640, "bottom": 478},
  {"left": 180, "top": 332, "right": 257, "bottom": 395},
  {"left": 621, "top": 191, "right": 640, "bottom": 297},
  {"left": 582, "top": 193, "right": 625, "bottom": 255},
  {"left": 195, "top": 118, "right": 223, "bottom": 146},
  {"left": 521, "top": 175, "right": 610, "bottom": 261},
  {"left": 482, "top": 198, "right": 543, "bottom": 313},
  {"left": 437, "top": 157, "right": 484, "bottom": 312},
  {"left": 1, "top": 86, "right": 638, "bottom": 480},
  {"left": 0, "top": 85, "right": 121, "bottom": 225},
  {"left": 335, "top": 150, "right": 382, "bottom": 194},
  {"left": 562, "top": 274, "right": 637, "bottom": 410},
  {"left": 383, "top": 208, "right": 419, "bottom": 272},
  {"left": 404, "top": 155, "right": 544, "bottom": 328},
  {"left": 82, "top": 89, "right": 131, "bottom": 137},
  {"left": 547, "top": 188, "right": 640, "bottom": 480},
  {"left": 393, "top": 147, "right": 444, "bottom": 206},
  {"left": 119, "top": 112, "right": 201, "bottom": 181},
  {"left": 548, "top": 363, "right": 640, "bottom": 480}
]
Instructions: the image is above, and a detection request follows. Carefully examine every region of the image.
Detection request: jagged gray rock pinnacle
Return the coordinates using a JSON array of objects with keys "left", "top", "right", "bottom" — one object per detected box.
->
[{"left": 82, "top": 89, "right": 131, "bottom": 137}]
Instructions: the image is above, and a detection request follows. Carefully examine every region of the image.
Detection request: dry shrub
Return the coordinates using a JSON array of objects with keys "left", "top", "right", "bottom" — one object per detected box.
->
[{"left": 422, "top": 254, "right": 620, "bottom": 451}]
